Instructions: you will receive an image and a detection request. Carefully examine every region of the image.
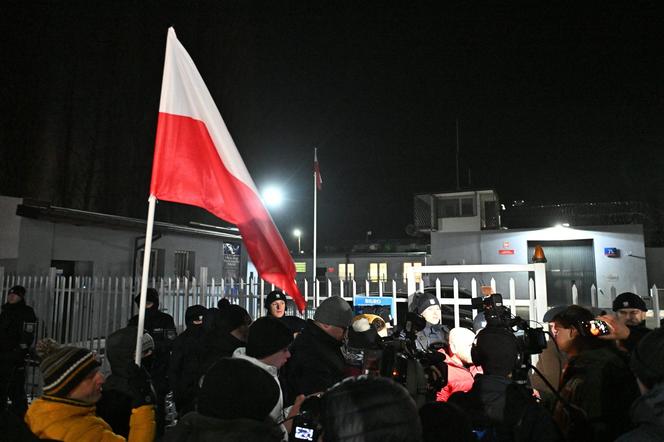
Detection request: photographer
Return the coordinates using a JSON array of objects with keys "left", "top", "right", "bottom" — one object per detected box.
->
[
  {"left": 550, "top": 305, "right": 639, "bottom": 441},
  {"left": 449, "top": 326, "right": 562, "bottom": 442}
]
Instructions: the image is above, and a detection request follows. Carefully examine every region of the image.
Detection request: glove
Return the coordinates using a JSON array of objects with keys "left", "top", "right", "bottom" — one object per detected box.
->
[{"left": 126, "top": 362, "right": 156, "bottom": 408}]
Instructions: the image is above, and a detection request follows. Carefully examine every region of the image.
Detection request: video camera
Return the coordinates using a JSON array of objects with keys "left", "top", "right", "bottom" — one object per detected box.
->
[
  {"left": 377, "top": 311, "right": 448, "bottom": 405},
  {"left": 472, "top": 293, "right": 547, "bottom": 384}
]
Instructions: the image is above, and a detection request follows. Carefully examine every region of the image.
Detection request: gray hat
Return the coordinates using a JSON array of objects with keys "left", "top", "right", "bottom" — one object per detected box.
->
[{"left": 314, "top": 296, "right": 353, "bottom": 328}]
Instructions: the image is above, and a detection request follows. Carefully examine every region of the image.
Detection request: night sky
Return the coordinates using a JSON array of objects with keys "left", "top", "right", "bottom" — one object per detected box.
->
[{"left": 2, "top": 2, "right": 663, "bottom": 248}]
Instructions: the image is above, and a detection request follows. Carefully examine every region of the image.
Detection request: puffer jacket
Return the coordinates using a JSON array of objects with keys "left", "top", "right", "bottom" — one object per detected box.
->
[
  {"left": 24, "top": 395, "right": 155, "bottom": 442},
  {"left": 162, "top": 412, "right": 282, "bottom": 442},
  {"left": 616, "top": 382, "right": 664, "bottom": 442}
]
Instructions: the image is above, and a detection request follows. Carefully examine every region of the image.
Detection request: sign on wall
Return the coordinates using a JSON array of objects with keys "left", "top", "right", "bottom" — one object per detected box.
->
[{"left": 223, "top": 242, "right": 241, "bottom": 279}]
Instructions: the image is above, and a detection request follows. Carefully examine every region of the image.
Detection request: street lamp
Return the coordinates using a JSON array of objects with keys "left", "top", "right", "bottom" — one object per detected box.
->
[
  {"left": 293, "top": 229, "right": 302, "bottom": 253},
  {"left": 262, "top": 186, "right": 284, "bottom": 208}
]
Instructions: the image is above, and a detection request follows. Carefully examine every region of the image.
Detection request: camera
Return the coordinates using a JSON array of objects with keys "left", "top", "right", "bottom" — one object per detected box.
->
[
  {"left": 472, "top": 293, "right": 547, "bottom": 384},
  {"left": 290, "top": 394, "right": 322, "bottom": 441},
  {"left": 579, "top": 319, "right": 611, "bottom": 337},
  {"left": 378, "top": 312, "right": 448, "bottom": 405}
]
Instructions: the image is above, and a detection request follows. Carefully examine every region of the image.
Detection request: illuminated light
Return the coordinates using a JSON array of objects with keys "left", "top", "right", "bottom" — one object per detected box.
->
[
  {"left": 262, "top": 186, "right": 284, "bottom": 207},
  {"left": 532, "top": 245, "right": 548, "bottom": 263}
]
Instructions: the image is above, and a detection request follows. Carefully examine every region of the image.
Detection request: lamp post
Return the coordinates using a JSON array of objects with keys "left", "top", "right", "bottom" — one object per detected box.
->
[{"left": 293, "top": 229, "right": 302, "bottom": 254}]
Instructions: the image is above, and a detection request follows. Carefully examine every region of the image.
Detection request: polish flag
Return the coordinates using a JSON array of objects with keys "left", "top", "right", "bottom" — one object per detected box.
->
[
  {"left": 150, "top": 28, "right": 305, "bottom": 312},
  {"left": 314, "top": 149, "right": 323, "bottom": 191}
]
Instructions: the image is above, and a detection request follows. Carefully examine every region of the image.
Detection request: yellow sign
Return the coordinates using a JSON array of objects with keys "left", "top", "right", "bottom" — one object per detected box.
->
[{"left": 295, "top": 262, "right": 307, "bottom": 273}]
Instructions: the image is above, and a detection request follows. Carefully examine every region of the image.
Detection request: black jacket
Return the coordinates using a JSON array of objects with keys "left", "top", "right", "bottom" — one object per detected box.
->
[
  {"left": 283, "top": 319, "right": 346, "bottom": 404},
  {"left": 0, "top": 300, "right": 37, "bottom": 364},
  {"left": 449, "top": 374, "right": 563, "bottom": 442},
  {"left": 201, "top": 329, "right": 245, "bottom": 372},
  {"left": 169, "top": 324, "right": 206, "bottom": 415},
  {"left": 163, "top": 412, "right": 282, "bottom": 442},
  {"left": 128, "top": 306, "right": 176, "bottom": 394}
]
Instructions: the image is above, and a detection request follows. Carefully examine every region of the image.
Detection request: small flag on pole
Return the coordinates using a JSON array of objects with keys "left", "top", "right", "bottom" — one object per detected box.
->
[
  {"left": 149, "top": 28, "right": 305, "bottom": 312},
  {"left": 314, "top": 149, "right": 323, "bottom": 191}
]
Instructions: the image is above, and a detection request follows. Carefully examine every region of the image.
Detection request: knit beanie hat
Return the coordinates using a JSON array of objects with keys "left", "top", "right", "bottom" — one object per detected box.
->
[
  {"left": 631, "top": 328, "right": 664, "bottom": 389},
  {"left": 280, "top": 315, "right": 306, "bottom": 335},
  {"left": 246, "top": 317, "right": 294, "bottom": 359},
  {"left": 314, "top": 296, "right": 353, "bottom": 328},
  {"left": 471, "top": 327, "right": 518, "bottom": 376},
  {"left": 8, "top": 285, "right": 26, "bottom": 298},
  {"left": 613, "top": 292, "right": 647, "bottom": 312},
  {"left": 409, "top": 292, "right": 439, "bottom": 315},
  {"left": 265, "top": 290, "right": 287, "bottom": 309},
  {"left": 217, "top": 304, "right": 251, "bottom": 332},
  {"left": 40, "top": 342, "right": 100, "bottom": 397},
  {"left": 134, "top": 288, "right": 160, "bottom": 307},
  {"left": 198, "top": 358, "right": 279, "bottom": 421}
]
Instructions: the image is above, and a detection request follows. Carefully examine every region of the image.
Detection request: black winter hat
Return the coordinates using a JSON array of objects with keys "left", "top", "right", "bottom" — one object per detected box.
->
[
  {"left": 134, "top": 288, "right": 160, "bottom": 307},
  {"left": 280, "top": 315, "right": 306, "bottom": 335},
  {"left": 185, "top": 304, "right": 207, "bottom": 327},
  {"left": 613, "top": 292, "right": 647, "bottom": 312},
  {"left": 217, "top": 304, "right": 251, "bottom": 332},
  {"left": 265, "top": 290, "right": 287, "bottom": 308},
  {"left": 631, "top": 328, "right": 664, "bottom": 389},
  {"left": 8, "top": 285, "right": 26, "bottom": 298},
  {"left": 198, "top": 358, "right": 279, "bottom": 421},
  {"left": 246, "top": 317, "right": 294, "bottom": 359},
  {"left": 471, "top": 326, "right": 518, "bottom": 376},
  {"left": 409, "top": 292, "right": 439, "bottom": 315}
]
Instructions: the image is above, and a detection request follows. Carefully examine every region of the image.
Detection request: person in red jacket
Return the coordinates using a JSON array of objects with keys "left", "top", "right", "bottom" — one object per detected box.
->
[{"left": 436, "top": 327, "right": 481, "bottom": 401}]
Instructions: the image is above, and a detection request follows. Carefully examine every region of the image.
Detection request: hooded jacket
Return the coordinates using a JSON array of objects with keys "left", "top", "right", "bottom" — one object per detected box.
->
[
  {"left": 615, "top": 382, "right": 664, "bottom": 442},
  {"left": 24, "top": 395, "right": 155, "bottom": 442},
  {"left": 163, "top": 411, "right": 282, "bottom": 442},
  {"left": 96, "top": 326, "right": 152, "bottom": 438},
  {"left": 232, "top": 347, "right": 284, "bottom": 423},
  {"left": 283, "top": 319, "right": 346, "bottom": 405}
]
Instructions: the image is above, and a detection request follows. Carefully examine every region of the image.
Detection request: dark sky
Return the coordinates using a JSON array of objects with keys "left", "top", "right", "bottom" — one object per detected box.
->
[{"left": 2, "top": 1, "right": 664, "bottom": 248}]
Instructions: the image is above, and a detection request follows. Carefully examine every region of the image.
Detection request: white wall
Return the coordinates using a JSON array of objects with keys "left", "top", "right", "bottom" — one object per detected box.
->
[{"left": 430, "top": 224, "right": 648, "bottom": 307}]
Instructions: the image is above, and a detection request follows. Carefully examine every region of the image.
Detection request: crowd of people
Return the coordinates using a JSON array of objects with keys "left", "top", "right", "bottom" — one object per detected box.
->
[{"left": 1, "top": 284, "right": 663, "bottom": 441}]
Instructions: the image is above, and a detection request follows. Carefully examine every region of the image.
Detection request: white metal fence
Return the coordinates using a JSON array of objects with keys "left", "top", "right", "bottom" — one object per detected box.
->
[{"left": 2, "top": 265, "right": 661, "bottom": 355}]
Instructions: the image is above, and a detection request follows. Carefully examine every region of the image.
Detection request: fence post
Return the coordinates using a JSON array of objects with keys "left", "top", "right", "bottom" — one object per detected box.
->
[
  {"left": 533, "top": 263, "right": 548, "bottom": 324},
  {"left": 199, "top": 267, "right": 208, "bottom": 307},
  {"left": 590, "top": 284, "right": 598, "bottom": 307},
  {"left": 0, "top": 266, "right": 4, "bottom": 294},
  {"left": 651, "top": 285, "right": 660, "bottom": 326},
  {"left": 571, "top": 284, "right": 578, "bottom": 305}
]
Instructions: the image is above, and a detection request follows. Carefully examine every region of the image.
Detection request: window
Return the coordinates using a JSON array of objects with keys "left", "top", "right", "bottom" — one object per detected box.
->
[
  {"left": 339, "top": 263, "right": 355, "bottom": 280},
  {"left": 436, "top": 196, "right": 476, "bottom": 218},
  {"left": 174, "top": 250, "right": 195, "bottom": 278},
  {"left": 137, "top": 248, "right": 165, "bottom": 278},
  {"left": 403, "top": 262, "right": 423, "bottom": 283},
  {"left": 369, "top": 263, "right": 387, "bottom": 282}
]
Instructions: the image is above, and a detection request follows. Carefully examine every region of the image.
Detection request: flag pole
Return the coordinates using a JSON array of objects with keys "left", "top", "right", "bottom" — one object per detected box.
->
[
  {"left": 134, "top": 194, "right": 157, "bottom": 365},
  {"left": 312, "top": 148, "right": 318, "bottom": 308}
]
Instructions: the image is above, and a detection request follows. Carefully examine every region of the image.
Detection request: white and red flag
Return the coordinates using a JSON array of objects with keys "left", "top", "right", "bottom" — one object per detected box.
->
[
  {"left": 150, "top": 28, "right": 305, "bottom": 312},
  {"left": 314, "top": 148, "right": 323, "bottom": 191}
]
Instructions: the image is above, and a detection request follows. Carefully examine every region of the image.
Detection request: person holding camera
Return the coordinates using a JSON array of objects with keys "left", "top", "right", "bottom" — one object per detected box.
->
[
  {"left": 550, "top": 305, "right": 639, "bottom": 441},
  {"left": 449, "top": 326, "right": 562, "bottom": 441}
]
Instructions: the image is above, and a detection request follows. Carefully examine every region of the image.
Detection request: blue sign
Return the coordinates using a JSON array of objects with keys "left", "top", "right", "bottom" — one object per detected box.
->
[
  {"left": 604, "top": 248, "right": 620, "bottom": 258},
  {"left": 353, "top": 295, "right": 396, "bottom": 323}
]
